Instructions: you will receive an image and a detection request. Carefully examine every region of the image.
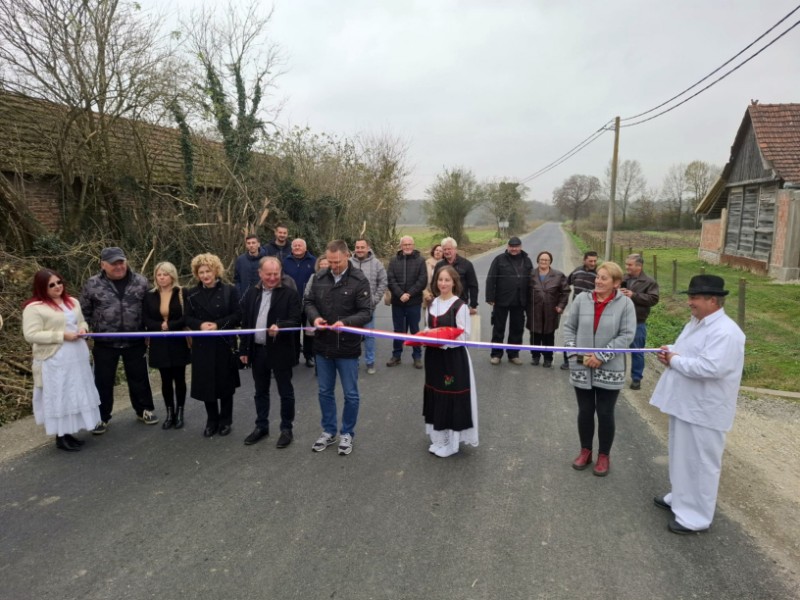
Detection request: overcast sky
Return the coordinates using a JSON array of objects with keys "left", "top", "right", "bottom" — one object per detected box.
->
[{"left": 159, "top": 0, "right": 800, "bottom": 202}]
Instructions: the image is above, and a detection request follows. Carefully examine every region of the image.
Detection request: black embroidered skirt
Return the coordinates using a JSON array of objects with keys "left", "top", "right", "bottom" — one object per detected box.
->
[{"left": 423, "top": 345, "right": 473, "bottom": 431}]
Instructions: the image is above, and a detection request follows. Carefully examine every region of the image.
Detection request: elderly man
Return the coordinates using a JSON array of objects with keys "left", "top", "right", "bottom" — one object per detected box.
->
[
  {"left": 80, "top": 246, "right": 157, "bottom": 432},
  {"left": 621, "top": 254, "right": 660, "bottom": 390},
  {"left": 262, "top": 224, "right": 293, "bottom": 262},
  {"left": 435, "top": 237, "right": 479, "bottom": 315},
  {"left": 305, "top": 240, "right": 372, "bottom": 455},
  {"left": 234, "top": 234, "right": 267, "bottom": 298},
  {"left": 485, "top": 236, "right": 532, "bottom": 365},
  {"left": 386, "top": 236, "right": 428, "bottom": 369},
  {"left": 349, "top": 237, "right": 388, "bottom": 374},
  {"left": 239, "top": 257, "right": 302, "bottom": 449},
  {"left": 283, "top": 239, "right": 316, "bottom": 367},
  {"left": 650, "top": 275, "right": 745, "bottom": 534}
]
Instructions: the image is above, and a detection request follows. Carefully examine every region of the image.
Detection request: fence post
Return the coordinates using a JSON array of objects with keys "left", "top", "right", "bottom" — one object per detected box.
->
[
  {"left": 619, "top": 245, "right": 624, "bottom": 264},
  {"left": 737, "top": 278, "right": 746, "bottom": 329},
  {"left": 672, "top": 259, "right": 678, "bottom": 294},
  {"left": 653, "top": 255, "right": 658, "bottom": 281}
]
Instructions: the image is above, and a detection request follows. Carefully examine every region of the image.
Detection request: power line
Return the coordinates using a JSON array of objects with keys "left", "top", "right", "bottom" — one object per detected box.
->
[
  {"left": 620, "top": 3, "right": 800, "bottom": 122},
  {"left": 621, "top": 16, "right": 800, "bottom": 128}
]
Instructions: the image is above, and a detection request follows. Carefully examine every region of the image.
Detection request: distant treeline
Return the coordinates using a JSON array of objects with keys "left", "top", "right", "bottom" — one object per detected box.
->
[{"left": 399, "top": 200, "right": 561, "bottom": 226}]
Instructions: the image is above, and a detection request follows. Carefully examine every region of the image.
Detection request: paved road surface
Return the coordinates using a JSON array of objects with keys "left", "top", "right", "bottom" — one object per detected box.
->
[{"left": 1, "top": 223, "right": 794, "bottom": 599}]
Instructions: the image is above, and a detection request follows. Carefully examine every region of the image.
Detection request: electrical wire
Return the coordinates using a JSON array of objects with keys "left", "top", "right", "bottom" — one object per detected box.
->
[{"left": 620, "top": 3, "right": 800, "bottom": 122}]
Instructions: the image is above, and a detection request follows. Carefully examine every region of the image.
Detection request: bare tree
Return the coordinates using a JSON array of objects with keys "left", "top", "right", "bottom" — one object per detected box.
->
[
  {"left": 660, "top": 163, "right": 688, "bottom": 228},
  {"left": 684, "top": 160, "right": 721, "bottom": 227},
  {"left": 0, "top": 0, "right": 180, "bottom": 239},
  {"left": 553, "top": 174, "right": 601, "bottom": 233},
  {"left": 483, "top": 181, "right": 528, "bottom": 235},
  {"left": 605, "top": 159, "right": 646, "bottom": 226},
  {"left": 423, "top": 168, "right": 483, "bottom": 245}
]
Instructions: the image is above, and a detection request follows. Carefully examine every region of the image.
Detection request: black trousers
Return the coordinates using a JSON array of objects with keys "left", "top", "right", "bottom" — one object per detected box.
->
[
  {"left": 252, "top": 345, "right": 295, "bottom": 432},
  {"left": 159, "top": 365, "right": 187, "bottom": 409},
  {"left": 529, "top": 331, "right": 555, "bottom": 361},
  {"left": 490, "top": 305, "right": 525, "bottom": 358},
  {"left": 204, "top": 397, "right": 234, "bottom": 427},
  {"left": 92, "top": 343, "right": 154, "bottom": 422},
  {"left": 574, "top": 386, "right": 620, "bottom": 455}
]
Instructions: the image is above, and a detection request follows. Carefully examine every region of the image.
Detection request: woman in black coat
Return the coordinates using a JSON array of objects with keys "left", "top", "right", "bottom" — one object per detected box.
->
[
  {"left": 184, "top": 253, "right": 241, "bottom": 438},
  {"left": 143, "top": 261, "right": 191, "bottom": 429}
]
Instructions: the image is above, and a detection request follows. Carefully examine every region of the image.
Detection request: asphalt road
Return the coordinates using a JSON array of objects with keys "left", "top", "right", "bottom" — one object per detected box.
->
[{"left": 0, "top": 222, "right": 794, "bottom": 599}]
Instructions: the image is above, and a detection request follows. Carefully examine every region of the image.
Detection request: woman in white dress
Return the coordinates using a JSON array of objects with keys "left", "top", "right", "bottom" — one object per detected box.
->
[
  {"left": 422, "top": 265, "right": 479, "bottom": 457},
  {"left": 22, "top": 270, "right": 101, "bottom": 452}
]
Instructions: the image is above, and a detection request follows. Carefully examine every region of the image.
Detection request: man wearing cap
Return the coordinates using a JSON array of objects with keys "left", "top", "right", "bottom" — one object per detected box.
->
[
  {"left": 649, "top": 275, "right": 745, "bottom": 534},
  {"left": 485, "top": 237, "right": 532, "bottom": 365},
  {"left": 621, "top": 253, "right": 660, "bottom": 390},
  {"left": 80, "top": 247, "right": 157, "bottom": 433}
]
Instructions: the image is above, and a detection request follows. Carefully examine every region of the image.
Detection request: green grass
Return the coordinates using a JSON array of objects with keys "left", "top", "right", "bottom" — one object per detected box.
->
[
  {"left": 397, "top": 226, "right": 504, "bottom": 249},
  {"left": 573, "top": 234, "right": 800, "bottom": 393}
]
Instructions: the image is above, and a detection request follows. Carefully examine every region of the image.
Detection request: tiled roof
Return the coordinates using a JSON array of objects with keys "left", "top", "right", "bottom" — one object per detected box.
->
[
  {"left": 748, "top": 103, "right": 800, "bottom": 183},
  {"left": 0, "top": 91, "right": 230, "bottom": 187}
]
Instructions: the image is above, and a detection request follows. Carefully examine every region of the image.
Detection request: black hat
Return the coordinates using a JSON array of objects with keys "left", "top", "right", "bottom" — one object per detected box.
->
[
  {"left": 100, "top": 247, "right": 126, "bottom": 263},
  {"left": 682, "top": 274, "right": 729, "bottom": 296},
  {"left": 508, "top": 236, "right": 522, "bottom": 246}
]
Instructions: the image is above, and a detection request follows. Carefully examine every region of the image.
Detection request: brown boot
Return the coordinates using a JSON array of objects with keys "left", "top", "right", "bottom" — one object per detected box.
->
[
  {"left": 593, "top": 453, "right": 610, "bottom": 477},
  {"left": 572, "top": 448, "right": 592, "bottom": 470}
]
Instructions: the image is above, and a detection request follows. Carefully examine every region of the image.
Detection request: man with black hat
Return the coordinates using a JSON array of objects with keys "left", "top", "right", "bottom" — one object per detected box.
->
[
  {"left": 80, "top": 247, "right": 157, "bottom": 433},
  {"left": 485, "top": 237, "right": 532, "bottom": 365},
  {"left": 649, "top": 274, "right": 745, "bottom": 535}
]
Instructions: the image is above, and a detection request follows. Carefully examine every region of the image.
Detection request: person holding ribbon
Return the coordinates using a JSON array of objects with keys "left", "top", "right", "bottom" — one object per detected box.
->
[
  {"left": 562, "top": 261, "right": 635, "bottom": 476},
  {"left": 22, "top": 269, "right": 101, "bottom": 452},
  {"left": 143, "top": 261, "right": 191, "bottom": 430},
  {"left": 422, "top": 265, "right": 479, "bottom": 458},
  {"left": 184, "top": 253, "right": 241, "bottom": 438}
]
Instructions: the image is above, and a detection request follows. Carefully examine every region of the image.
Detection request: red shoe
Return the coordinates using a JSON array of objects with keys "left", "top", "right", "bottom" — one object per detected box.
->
[
  {"left": 572, "top": 448, "right": 592, "bottom": 470},
  {"left": 593, "top": 453, "right": 610, "bottom": 477}
]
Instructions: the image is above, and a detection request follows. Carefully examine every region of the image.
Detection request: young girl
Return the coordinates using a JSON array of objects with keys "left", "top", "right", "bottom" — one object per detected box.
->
[{"left": 422, "top": 266, "right": 479, "bottom": 457}]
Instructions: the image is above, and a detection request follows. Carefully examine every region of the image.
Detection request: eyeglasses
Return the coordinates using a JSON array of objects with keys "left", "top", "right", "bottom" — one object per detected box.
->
[{"left": 48, "top": 280, "right": 63, "bottom": 288}]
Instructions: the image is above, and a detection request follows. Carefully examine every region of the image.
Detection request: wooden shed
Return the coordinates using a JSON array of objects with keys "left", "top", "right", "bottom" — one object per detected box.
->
[{"left": 696, "top": 102, "right": 800, "bottom": 281}]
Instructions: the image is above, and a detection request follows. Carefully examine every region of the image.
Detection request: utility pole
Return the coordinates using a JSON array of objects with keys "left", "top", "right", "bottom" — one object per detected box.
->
[{"left": 604, "top": 116, "right": 620, "bottom": 262}]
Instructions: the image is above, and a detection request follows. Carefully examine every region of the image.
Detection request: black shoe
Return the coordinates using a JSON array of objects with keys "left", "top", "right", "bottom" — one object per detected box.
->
[
  {"left": 162, "top": 407, "right": 175, "bottom": 430},
  {"left": 64, "top": 434, "right": 85, "bottom": 447},
  {"left": 630, "top": 380, "right": 641, "bottom": 390},
  {"left": 203, "top": 423, "right": 218, "bottom": 438},
  {"left": 305, "top": 358, "right": 315, "bottom": 368},
  {"left": 218, "top": 424, "right": 232, "bottom": 437},
  {"left": 543, "top": 360, "right": 553, "bottom": 368},
  {"left": 276, "top": 430, "right": 294, "bottom": 449},
  {"left": 531, "top": 358, "right": 540, "bottom": 366},
  {"left": 668, "top": 517, "right": 709, "bottom": 535},
  {"left": 174, "top": 406, "right": 185, "bottom": 429},
  {"left": 244, "top": 427, "right": 269, "bottom": 446},
  {"left": 55, "top": 436, "right": 80, "bottom": 452},
  {"left": 653, "top": 495, "right": 672, "bottom": 511}
]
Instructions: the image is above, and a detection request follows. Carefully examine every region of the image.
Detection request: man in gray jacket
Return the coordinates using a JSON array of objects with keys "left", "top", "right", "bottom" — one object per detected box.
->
[
  {"left": 80, "top": 247, "right": 157, "bottom": 433},
  {"left": 349, "top": 238, "right": 388, "bottom": 374}
]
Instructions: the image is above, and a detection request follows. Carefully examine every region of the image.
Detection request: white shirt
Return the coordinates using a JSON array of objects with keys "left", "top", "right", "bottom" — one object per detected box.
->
[
  {"left": 649, "top": 308, "right": 745, "bottom": 432},
  {"left": 427, "top": 296, "right": 470, "bottom": 346}
]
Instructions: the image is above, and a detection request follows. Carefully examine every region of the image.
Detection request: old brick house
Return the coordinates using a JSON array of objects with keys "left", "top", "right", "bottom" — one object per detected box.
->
[{"left": 695, "top": 102, "right": 800, "bottom": 281}]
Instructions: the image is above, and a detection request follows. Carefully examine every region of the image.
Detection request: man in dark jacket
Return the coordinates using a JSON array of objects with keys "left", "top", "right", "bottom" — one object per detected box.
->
[
  {"left": 485, "top": 236, "right": 532, "bottom": 365},
  {"left": 239, "top": 257, "right": 302, "bottom": 449},
  {"left": 622, "top": 253, "right": 660, "bottom": 390},
  {"left": 561, "top": 250, "right": 598, "bottom": 369},
  {"left": 283, "top": 238, "right": 316, "bottom": 367},
  {"left": 386, "top": 236, "right": 428, "bottom": 368},
  {"left": 234, "top": 234, "right": 267, "bottom": 298},
  {"left": 262, "top": 224, "right": 292, "bottom": 262},
  {"left": 80, "top": 246, "right": 157, "bottom": 432},
  {"left": 435, "top": 237, "right": 479, "bottom": 313},
  {"left": 305, "top": 240, "right": 372, "bottom": 456}
]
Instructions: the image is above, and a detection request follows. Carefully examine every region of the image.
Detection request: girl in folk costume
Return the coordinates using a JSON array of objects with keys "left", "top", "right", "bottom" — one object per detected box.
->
[
  {"left": 22, "top": 269, "right": 101, "bottom": 452},
  {"left": 422, "top": 265, "right": 479, "bottom": 457}
]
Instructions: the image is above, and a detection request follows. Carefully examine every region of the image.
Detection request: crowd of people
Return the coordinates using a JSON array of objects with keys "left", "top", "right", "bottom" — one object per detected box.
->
[{"left": 19, "top": 228, "right": 746, "bottom": 533}]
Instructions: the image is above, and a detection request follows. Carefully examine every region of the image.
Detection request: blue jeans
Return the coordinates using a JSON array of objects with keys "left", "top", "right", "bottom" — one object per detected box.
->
[
  {"left": 363, "top": 313, "right": 376, "bottom": 366},
  {"left": 391, "top": 304, "right": 421, "bottom": 359},
  {"left": 316, "top": 355, "right": 360, "bottom": 437},
  {"left": 630, "top": 322, "right": 647, "bottom": 381}
]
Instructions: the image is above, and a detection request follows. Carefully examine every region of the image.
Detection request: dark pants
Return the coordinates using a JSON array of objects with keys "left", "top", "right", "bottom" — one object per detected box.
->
[
  {"left": 529, "top": 331, "right": 555, "bottom": 362},
  {"left": 252, "top": 345, "right": 295, "bottom": 432},
  {"left": 204, "top": 397, "right": 233, "bottom": 427},
  {"left": 391, "top": 304, "right": 421, "bottom": 359},
  {"left": 575, "top": 386, "right": 620, "bottom": 455},
  {"left": 490, "top": 305, "right": 525, "bottom": 358},
  {"left": 92, "top": 343, "right": 154, "bottom": 422},
  {"left": 159, "top": 365, "right": 187, "bottom": 410}
]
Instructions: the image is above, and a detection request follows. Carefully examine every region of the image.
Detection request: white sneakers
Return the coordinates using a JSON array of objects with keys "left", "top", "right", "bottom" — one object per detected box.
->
[
  {"left": 338, "top": 434, "right": 353, "bottom": 455},
  {"left": 312, "top": 432, "right": 337, "bottom": 452}
]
